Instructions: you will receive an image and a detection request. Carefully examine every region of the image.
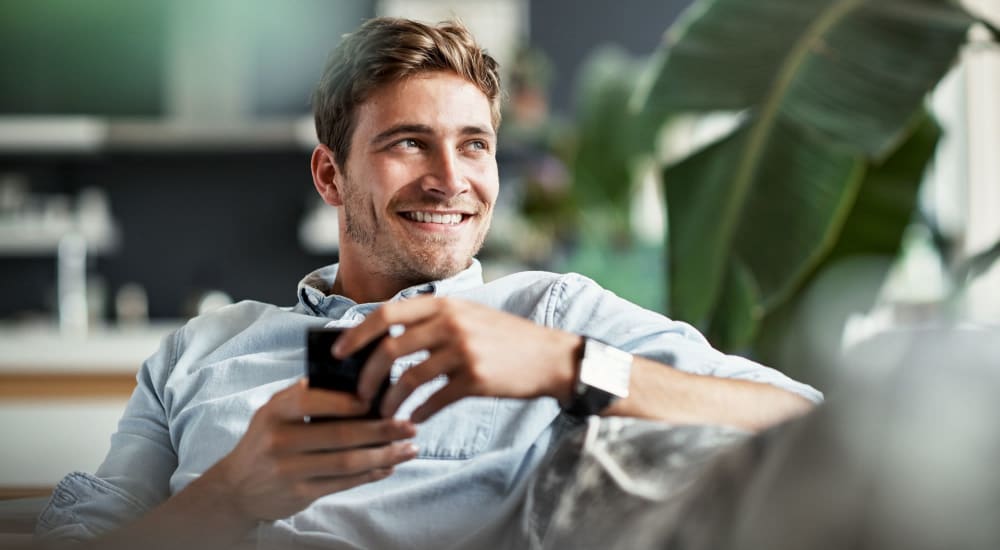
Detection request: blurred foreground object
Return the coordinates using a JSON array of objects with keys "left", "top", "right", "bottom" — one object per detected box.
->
[{"left": 526, "top": 325, "right": 1000, "bottom": 549}]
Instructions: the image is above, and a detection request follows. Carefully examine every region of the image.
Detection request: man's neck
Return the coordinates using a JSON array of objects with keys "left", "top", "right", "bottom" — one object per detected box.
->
[{"left": 330, "top": 263, "right": 415, "bottom": 304}]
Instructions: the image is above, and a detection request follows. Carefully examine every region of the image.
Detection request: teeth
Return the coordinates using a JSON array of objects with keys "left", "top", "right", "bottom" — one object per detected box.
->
[{"left": 404, "top": 212, "right": 463, "bottom": 225}]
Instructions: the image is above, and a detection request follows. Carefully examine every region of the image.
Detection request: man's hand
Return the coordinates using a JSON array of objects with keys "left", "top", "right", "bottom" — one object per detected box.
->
[
  {"left": 336, "top": 297, "right": 581, "bottom": 423},
  {"left": 206, "top": 379, "right": 418, "bottom": 522}
]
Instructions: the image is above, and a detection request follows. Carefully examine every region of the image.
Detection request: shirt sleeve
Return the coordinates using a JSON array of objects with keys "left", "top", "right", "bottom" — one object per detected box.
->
[
  {"left": 548, "top": 273, "right": 823, "bottom": 404},
  {"left": 35, "top": 330, "right": 182, "bottom": 542}
]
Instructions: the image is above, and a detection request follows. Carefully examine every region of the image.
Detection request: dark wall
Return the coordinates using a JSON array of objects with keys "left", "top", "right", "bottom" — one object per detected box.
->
[
  {"left": 530, "top": 0, "right": 693, "bottom": 115},
  {"left": 0, "top": 150, "right": 329, "bottom": 319}
]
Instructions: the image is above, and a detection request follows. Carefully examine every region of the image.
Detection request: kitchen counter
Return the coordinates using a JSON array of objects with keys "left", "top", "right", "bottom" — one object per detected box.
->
[
  {"left": 0, "top": 322, "right": 182, "bottom": 490},
  {"left": 0, "top": 322, "right": 180, "bottom": 374}
]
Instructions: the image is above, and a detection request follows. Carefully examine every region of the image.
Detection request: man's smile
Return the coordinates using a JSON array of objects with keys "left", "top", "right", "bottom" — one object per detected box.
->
[{"left": 400, "top": 211, "right": 470, "bottom": 225}]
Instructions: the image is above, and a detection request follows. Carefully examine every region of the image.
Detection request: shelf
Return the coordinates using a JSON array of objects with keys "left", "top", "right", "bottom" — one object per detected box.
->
[
  {"left": 0, "top": 116, "right": 319, "bottom": 154},
  {"left": 0, "top": 223, "right": 119, "bottom": 256}
]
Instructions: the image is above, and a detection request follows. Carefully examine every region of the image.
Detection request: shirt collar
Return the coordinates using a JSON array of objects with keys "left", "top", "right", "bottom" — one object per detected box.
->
[{"left": 296, "top": 259, "right": 484, "bottom": 317}]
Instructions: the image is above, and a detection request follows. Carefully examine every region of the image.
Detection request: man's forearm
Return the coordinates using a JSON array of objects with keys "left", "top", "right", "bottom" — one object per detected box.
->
[{"left": 605, "top": 356, "right": 815, "bottom": 431}]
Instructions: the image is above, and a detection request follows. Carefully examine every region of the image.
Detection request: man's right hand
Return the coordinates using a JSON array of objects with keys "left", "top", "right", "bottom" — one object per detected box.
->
[
  {"left": 87, "top": 379, "right": 417, "bottom": 550},
  {"left": 205, "top": 378, "right": 418, "bottom": 522}
]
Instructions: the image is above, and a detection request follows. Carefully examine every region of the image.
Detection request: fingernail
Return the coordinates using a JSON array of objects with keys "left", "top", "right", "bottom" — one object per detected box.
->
[{"left": 401, "top": 443, "right": 419, "bottom": 458}]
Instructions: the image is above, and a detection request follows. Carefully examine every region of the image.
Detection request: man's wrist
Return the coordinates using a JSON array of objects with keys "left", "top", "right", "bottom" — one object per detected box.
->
[
  {"left": 551, "top": 332, "right": 585, "bottom": 407},
  {"left": 562, "top": 338, "right": 633, "bottom": 417},
  {"left": 192, "top": 461, "right": 260, "bottom": 530}
]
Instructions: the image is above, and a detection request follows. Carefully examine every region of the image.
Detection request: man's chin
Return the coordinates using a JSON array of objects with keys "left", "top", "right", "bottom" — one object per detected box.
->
[
  {"left": 413, "top": 259, "right": 473, "bottom": 282},
  {"left": 396, "top": 251, "right": 475, "bottom": 283}
]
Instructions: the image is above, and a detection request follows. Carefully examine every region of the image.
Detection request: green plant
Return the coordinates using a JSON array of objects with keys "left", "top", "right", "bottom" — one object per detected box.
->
[
  {"left": 631, "top": 0, "right": 998, "bottom": 353},
  {"left": 571, "top": 45, "right": 648, "bottom": 240}
]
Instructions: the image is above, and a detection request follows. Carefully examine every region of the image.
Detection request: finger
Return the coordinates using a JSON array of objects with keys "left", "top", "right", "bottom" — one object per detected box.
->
[
  {"left": 268, "top": 379, "right": 369, "bottom": 421},
  {"left": 333, "top": 296, "right": 442, "bottom": 358},
  {"left": 380, "top": 352, "right": 459, "bottom": 418},
  {"left": 356, "top": 317, "right": 451, "bottom": 401},
  {"left": 287, "top": 441, "right": 419, "bottom": 479},
  {"left": 409, "top": 381, "right": 469, "bottom": 423},
  {"left": 302, "top": 466, "right": 395, "bottom": 500},
  {"left": 282, "top": 418, "right": 416, "bottom": 453}
]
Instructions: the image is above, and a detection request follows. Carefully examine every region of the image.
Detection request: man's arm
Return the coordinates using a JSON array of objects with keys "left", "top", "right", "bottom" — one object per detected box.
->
[
  {"left": 527, "top": 332, "right": 814, "bottom": 430},
  {"left": 602, "top": 355, "right": 815, "bottom": 431},
  {"left": 79, "top": 381, "right": 417, "bottom": 550},
  {"left": 340, "top": 297, "right": 814, "bottom": 433}
]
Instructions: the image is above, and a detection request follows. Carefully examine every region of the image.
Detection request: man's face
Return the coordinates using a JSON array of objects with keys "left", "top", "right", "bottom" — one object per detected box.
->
[{"left": 334, "top": 71, "right": 498, "bottom": 286}]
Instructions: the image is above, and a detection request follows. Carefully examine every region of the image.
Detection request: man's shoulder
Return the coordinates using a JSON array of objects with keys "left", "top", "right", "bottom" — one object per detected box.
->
[
  {"left": 185, "top": 299, "right": 290, "bottom": 330},
  {"left": 448, "top": 269, "right": 605, "bottom": 320},
  {"left": 479, "top": 270, "right": 599, "bottom": 292},
  {"left": 173, "top": 299, "right": 311, "bottom": 354}
]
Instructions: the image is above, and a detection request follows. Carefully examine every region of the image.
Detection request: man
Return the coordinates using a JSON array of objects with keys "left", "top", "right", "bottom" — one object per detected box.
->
[{"left": 36, "top": 17, "right": 820, "bottom": 549}]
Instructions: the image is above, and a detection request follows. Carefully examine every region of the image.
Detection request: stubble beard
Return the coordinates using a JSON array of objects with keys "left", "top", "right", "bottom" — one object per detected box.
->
[{"left": 342, "top": 185, "right": 491, "bottom": 285}]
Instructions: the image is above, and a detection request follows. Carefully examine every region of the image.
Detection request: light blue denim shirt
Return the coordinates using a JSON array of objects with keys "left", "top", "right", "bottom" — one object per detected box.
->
[{"left": 36, "top": 260, "right": 821, "bottom": 548}]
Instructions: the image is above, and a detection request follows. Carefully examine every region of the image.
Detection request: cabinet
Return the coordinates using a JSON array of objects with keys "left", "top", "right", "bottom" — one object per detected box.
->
[{"left": 0, "top": 323, "right": 177, "bottom": 498}]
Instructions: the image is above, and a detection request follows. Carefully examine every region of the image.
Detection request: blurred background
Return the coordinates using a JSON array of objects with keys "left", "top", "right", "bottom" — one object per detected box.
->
[{"left": 0, "top": 0, "right": 998, "bottom": 498}]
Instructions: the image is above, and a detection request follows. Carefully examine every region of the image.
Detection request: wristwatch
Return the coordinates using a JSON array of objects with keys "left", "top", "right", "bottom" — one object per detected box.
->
[{"left": 564, "top": 338, "right": 633, "bottom": 417}]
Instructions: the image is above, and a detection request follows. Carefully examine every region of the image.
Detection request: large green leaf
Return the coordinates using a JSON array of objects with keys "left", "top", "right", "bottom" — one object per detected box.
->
[
  {"left": 663, "top": 118, "right": 865, "bottom": 328},
  {"left": 753, "top": 109, "right": 941, "bottom": 371},
  {"left": 671, "top": 109, "right": 939, "bottom": 350},
  {"left": 635, "top": 0, "right": 974, "bottom": 158},
  {"left": 706, "top": 259, "right": 762, "bottom": 350},
  {"left": 638, "top": 0, "right": 977, "bottom": 344},
  {"left": 828, "top": 110, "right": 941, "bottom": 261}
]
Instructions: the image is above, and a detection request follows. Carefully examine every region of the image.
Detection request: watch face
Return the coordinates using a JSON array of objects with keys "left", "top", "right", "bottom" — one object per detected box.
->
[{"left": 579, "top": 339, "right": 632, "bottom": 398}]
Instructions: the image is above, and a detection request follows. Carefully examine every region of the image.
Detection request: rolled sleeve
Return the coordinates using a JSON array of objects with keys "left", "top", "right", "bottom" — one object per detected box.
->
[
  {"left": 35, "top": 331, "right": 181, "bottom": 542},
  {"left": 35, "top": 471, "right": 150, "bottom": 542}
]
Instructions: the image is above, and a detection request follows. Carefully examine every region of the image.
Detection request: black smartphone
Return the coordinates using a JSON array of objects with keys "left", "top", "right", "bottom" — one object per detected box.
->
[{"left": 306, "top": 327, "right": 391, "bottom": 420}]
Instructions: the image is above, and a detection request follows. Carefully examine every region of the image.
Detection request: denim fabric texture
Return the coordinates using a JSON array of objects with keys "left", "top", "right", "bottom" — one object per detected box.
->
[{"left": 36, "top": 260, "right": 821, "bottom": 549}]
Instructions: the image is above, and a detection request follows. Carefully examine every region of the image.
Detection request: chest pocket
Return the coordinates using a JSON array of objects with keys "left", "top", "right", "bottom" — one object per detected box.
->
[{"left": 391, "top": 357, "right": 498, "bottom": 459}]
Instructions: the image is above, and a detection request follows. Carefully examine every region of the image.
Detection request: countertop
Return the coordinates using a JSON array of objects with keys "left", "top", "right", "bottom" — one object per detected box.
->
[{"left": 0, "top": 322, "right": 181, "bottom": 373}]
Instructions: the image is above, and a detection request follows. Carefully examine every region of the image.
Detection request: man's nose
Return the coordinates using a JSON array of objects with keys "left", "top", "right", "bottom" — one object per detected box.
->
[{"left": 422, "top": 149, "right": 470, "bottom": 198}]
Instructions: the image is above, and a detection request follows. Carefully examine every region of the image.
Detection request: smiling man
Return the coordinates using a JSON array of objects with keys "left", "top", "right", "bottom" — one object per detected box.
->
[
  {"left": 36, "top": 18, "right": 820, "bottom": 550},
  {"left": 314, "top": 70, "right": 499, "bottom": 301}
]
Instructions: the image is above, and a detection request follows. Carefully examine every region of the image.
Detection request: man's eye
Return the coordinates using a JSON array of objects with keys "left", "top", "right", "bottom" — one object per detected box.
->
[
  {"left": 394, "top": 138, "right": 420, "bottom": 149},
  {"left": 467, "top": 140, "right": 488, "bottom": 152}
]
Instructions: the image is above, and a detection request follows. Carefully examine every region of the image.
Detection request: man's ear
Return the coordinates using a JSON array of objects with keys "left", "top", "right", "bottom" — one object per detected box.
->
[{"left": 311, "top": 144, "right": 345, "bottom": 206}]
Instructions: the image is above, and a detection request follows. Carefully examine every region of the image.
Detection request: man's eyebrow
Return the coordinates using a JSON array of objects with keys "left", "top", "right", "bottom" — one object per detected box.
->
[
  {"left": 370, "top": 124, "right": 434, "bottom": 146},
  {"left": 370, "top": 123, "right": 496, "bottom": 145},
  {"left": 460, "top": 125, "right": 496, "bottom": 139}
]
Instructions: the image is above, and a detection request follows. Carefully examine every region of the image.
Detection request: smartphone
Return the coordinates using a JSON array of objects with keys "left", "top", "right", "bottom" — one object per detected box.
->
[{"left": 306, "top": 327, "right": 391, "bottom": 420}]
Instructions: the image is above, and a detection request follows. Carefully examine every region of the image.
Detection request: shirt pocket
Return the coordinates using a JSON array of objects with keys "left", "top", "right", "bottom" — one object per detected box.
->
[{"left": 391, "top": 358, "right": 498, "bottom": 459}]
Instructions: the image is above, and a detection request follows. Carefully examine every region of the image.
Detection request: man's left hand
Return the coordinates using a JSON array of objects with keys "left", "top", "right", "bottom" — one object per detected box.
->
[{"left": 335, "top": 296, "right": 580, "bottom": 422}]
